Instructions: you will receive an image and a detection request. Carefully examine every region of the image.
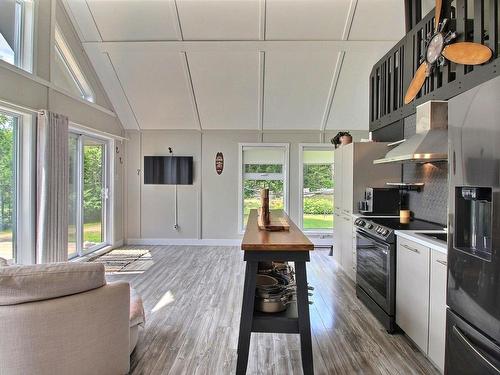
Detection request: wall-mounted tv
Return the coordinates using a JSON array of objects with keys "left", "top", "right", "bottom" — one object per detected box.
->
[{"left": 144, "top": 156, "right": 193, "bottom": 185}]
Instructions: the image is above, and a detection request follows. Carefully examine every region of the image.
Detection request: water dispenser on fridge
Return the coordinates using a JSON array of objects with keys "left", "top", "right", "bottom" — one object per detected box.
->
[{"left": 454, "top": 186, "right": 493, "bottom": 261}]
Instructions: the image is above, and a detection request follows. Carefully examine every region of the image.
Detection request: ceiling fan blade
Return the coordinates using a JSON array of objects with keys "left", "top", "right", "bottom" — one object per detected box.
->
[
  {"left": 435, "top": 0, "right": 442, "bottom": 32},
  {"left": 404, "top": 62, "right": 428, "bottom": 105},
  {"left": 442, "top": 42, "right": 493, "bottom": 65}
]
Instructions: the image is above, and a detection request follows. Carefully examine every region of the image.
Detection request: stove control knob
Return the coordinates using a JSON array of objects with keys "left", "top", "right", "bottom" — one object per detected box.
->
[
  {"left": 366, "top": 223, "right": 373, "bottom": 229},
  {"left": 382, "top": 229, "right": 389, "bottom": 236},
  {"left": 358, "top": 220, "right": 366, "bottom": 227}
]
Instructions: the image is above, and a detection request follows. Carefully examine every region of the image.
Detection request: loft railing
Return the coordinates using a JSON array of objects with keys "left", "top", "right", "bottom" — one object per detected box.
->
[{"left": 370, "top": 0, "right": 500, "bottom": 132}]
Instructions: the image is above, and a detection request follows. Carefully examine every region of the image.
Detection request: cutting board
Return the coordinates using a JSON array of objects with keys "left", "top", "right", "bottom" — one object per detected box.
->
[{"left": 257, "top": 209, "right": 290, "bottom": 231}]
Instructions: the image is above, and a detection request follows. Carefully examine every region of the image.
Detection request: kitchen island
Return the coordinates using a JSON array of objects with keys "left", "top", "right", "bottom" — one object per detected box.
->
[{"left": 236, "top": 209, "right": 314, "bottom": 375}]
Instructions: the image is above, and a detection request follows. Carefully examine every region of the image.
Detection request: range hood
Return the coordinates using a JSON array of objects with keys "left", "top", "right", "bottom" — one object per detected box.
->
[{"left": 374, "top": 101, "right": 448, "bottom": 164}]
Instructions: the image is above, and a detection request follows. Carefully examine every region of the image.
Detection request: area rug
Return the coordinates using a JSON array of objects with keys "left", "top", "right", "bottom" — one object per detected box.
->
[{"left": 90, "top": 248, "right": 153, "bottom": 274}]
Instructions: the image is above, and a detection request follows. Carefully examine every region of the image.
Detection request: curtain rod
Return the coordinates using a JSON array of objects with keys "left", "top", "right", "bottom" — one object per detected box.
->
[
  {"left": 0, "top": 98, "right": 128, "bottom": 141},
  {"left": 69, "top": 121, "right": 128, "bottom": 141}
]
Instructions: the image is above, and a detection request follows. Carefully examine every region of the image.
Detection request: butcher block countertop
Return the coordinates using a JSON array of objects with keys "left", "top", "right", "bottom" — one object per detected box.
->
[{"left": 241, "top": 209, "right": 314, "bottom": 251}]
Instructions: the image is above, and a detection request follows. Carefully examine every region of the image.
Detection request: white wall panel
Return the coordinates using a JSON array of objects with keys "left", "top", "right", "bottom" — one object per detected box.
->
[
  {"left": 87, "top": 0, "right": 181, "bottom": 41},
  {"left": 107, "top": 47, "right": 199, "bottom": 129},
  {"left": 176, "top": 0, "right": 262, "bottom": 40},
  {"left": 349, "top": 0, "right": 405, "bottom": 41},
  {"left": 266, "top": 0, "right": 350, "bottom": 40},
  {"left": 188, "top": 51, "right": 260, "bottom": 129},
  {"left": 140, "top": 131, "right": 201, "bottom": 239},
  {"left": 263, "top": 48, "right": 341, "bottom": 130},
  {"left": 327, "top": 49, "right": 392, "bottom": 130}
]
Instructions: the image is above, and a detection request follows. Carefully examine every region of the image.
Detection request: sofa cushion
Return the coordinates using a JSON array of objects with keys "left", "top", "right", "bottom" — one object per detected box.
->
[
  {"left": 129, "top": 287, "right": 145, "bottom": 327},
  {"left": 0, "top": 262, "right": 106, "bottom": 306},
  {"left": 0, "top": 257, "right": 8, "bottom": 267}
]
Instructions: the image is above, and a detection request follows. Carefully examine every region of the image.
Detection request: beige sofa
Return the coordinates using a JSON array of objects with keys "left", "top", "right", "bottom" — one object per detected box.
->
[{"left": 0, "top": 262, "right": 144, "bottom": 375}]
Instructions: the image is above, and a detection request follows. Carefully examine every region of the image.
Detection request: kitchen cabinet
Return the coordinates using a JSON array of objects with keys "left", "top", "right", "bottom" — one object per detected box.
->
[
  {"left": 333, "top": 142, "right": 400, "bottom": 215},
  {"left": 428, "top": 249, "right": 447, "bottom": 373},
  {"left": 340, "top": 215, "right": 354, "bottom": 280},
  {"left": 341, "top": 147, "right": 353, "bottom": 215},
  {"left": 333, "top": 212, "right": 343, "bottom": 266},
  {"left": 396, "top": 234, "right": 447, "bottom": 373},
  {"left": 333, "top": 142, "right": 399, "bottom": 281},
  {"left": 333, "top": 148, "right": 343, "bottom": 214},
  {"left": 333, "top": 211, "right": 355, "bottom": 281},
  {"left": 396, "top": 236, "right": 431, "bottom": 353}
]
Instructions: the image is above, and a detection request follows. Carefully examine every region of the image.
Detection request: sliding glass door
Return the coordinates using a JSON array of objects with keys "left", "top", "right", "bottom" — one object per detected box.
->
[
  {"left": 68, "top": 135, "right": 78, "bottom": 258},
  {"left": 68, "top": 133, "right": 108, "bottom": 258},
  {"left": 0, "top": 111, "right": 18, "bottom": 262},
  {"left": 83, "top": 139, "right": 105, "bottom": 251}
]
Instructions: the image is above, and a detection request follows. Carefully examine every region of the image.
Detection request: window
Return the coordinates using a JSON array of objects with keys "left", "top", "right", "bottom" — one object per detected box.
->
[
  {"left": 0, "top": 111, "right": 18, "bottom": 262},
  {"left": 0, "top": 0, "right": 34, "bottom": 72},
  {"left": 68, "top": 132, "right": 109, "bottom": 258},
  {"left": 299, "top": 145, "right": 334, "bottom": 232},
  {"left": 239, "top": 144, "right": 289, "bottom": 231},
  {"left": 54, "top": 26, "right": 95, "bottom": 103}
]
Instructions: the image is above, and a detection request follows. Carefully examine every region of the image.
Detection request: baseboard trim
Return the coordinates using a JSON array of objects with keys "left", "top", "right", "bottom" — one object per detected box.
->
[
  {"left": 113, "top": 239, "right": 124, "bottom": 247},
  {"left": 126, "top": 238, "right": 242, "bottom": 246},
  {"left": 308, "top": 237, "right": 334, "bottom": 246}
]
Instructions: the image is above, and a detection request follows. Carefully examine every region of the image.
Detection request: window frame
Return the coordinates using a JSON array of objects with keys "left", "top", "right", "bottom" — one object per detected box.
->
[
  {"left": 238, "top": 143, "right": 289, "bottom": 233},
  {"left": 0, "top": 104, "right": 36, "bottom": 264},
  {"left": 54, "top": 25, "right": 95, "bottom": 103},
  {"left": 0, "top": 0, "right": 34, "bottom": 73},
  {"left": 68, "top": 128, "right": 112, "bottom": 259},
  {"left": 298, "top": 143, "right": 335, "bottom": 234}
]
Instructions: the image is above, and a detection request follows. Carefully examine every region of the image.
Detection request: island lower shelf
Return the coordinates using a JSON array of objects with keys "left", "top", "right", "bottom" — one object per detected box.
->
[{"left": 252, "top": 301, "right": 299, "bottom": 334}]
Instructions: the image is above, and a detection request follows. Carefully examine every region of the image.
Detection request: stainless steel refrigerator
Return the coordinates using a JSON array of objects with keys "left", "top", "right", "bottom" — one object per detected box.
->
[{"left": 446, "top": 74, "right": 500, "bottom": 374}]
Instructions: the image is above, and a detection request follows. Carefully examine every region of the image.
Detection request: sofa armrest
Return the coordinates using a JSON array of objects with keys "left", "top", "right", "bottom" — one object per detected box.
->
[{"left": 0, "top": 282, "right": 130, "bottom": 375}]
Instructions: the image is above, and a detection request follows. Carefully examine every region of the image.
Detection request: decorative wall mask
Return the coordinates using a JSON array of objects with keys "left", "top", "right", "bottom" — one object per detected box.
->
[{"left": 215, "top": 152, "right": 224, "bottom": 175}]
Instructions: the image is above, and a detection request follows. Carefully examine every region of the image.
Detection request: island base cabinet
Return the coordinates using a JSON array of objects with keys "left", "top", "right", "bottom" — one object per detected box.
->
[
  {"left": 429, "top": 249, "right": 447, "bottom": 373},
  {"left": 396, "top": 237, "right": 430, "bottom": 354}
]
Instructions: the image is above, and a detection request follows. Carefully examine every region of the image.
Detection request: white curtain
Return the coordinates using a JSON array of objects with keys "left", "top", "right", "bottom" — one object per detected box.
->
[{"left": 36, "top": 110, "right": 69, "bottom": 263}]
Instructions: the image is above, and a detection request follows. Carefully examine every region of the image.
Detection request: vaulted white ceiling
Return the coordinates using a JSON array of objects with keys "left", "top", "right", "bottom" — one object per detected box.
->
[{"left": 63, "top": 0, "right": 405, "bottom": 131}]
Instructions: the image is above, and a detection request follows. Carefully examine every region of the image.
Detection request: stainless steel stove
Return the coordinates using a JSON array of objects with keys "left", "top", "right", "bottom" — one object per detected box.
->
[
  {"left": 353, "top": 217, "right": 444, "bottom": 332},
  {"left": 354, "top": 217, "right": 444, "bottom": 242}
]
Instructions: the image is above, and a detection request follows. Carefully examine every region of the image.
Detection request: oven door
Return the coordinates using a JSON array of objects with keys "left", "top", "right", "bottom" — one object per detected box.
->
[{"left": 356, "top": 230, "right": 395, "bottom": 315}]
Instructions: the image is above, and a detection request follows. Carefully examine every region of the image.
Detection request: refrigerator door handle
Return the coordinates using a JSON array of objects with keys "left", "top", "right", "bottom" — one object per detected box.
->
[{"left": 453, "top": 325, "right": 500, "bottom": 374}]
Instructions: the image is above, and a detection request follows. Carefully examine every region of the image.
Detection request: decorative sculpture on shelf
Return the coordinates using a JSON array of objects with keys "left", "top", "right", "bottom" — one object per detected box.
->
[{"left": 331, "top": 131, "right": 352, "bottom": 148}]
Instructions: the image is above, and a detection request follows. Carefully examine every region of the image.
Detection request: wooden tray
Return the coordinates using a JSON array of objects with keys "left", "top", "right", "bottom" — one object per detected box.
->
[{"left": 257, "top": 209, "right": 290, "bottom": 231}]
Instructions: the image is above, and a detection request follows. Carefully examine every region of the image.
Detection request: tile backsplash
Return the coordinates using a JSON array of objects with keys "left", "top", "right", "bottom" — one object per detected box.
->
[{"left": 403, "top": 115, "right": 448, "bottom": 225}]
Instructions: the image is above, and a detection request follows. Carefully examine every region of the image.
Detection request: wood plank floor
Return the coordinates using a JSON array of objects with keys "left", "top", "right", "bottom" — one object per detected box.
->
[{"left": 108, "top": 246, "right": 439, "bottom": 375}]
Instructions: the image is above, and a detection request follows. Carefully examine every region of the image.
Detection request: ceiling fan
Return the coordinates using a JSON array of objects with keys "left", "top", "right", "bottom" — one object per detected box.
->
[{"left": 404, "top": 0, "right": 493, "bottom": 104}]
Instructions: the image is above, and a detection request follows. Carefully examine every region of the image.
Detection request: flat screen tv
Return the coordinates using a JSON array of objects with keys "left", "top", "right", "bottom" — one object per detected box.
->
[{"left": 144, "top": 156, "right": 193, "bottom": 185}]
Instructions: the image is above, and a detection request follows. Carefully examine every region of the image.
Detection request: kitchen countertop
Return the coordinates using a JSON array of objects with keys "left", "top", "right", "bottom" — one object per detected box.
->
[
  {"left": 351, "top": 213, "right": 399, "bottom": 219},
  {"left": 395, "top": 230, "right": 448, "bottom": 254}
]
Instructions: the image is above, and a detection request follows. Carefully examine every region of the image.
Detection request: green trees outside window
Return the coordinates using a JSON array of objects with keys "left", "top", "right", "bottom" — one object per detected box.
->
[
  {"left": 0, "top": 113, "right": 16, "bottom": 261},
  {"left": 302, "top": 148, "right": 335, "bottom": 231}
]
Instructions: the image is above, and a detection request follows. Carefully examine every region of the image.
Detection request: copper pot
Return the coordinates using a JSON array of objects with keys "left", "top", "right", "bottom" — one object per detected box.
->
[{"left": 340, "top": 134, "right": 353, "bottom": 145}]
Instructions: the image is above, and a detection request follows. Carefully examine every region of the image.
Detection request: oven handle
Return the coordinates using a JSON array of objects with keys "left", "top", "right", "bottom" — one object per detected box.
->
[{"left": 356, "top": 230, "right": 392, "bottom": 251}]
